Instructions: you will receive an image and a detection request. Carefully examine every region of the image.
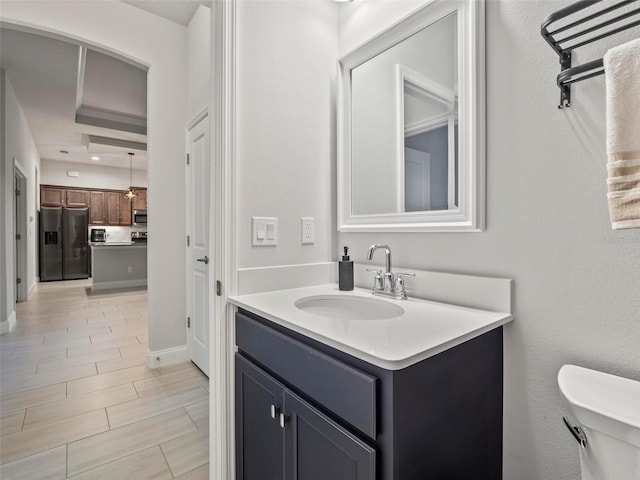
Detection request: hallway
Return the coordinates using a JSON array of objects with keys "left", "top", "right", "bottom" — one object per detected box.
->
[{"left": 0, "top": 281, "right": 208, "bottom": 479}]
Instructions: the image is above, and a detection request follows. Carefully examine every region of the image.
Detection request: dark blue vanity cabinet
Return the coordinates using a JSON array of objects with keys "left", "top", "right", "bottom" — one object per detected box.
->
[{"left": 235, "top": 308, "right": 503, "bottom": 480}]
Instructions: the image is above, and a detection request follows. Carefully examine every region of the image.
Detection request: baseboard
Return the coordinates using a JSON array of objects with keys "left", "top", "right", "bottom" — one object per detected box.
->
[
  {"left": 0, "top": 311, "right": 17, "bottom": 335},
  {"left": 146, "top": 345, "right": 188, "bottom": 369},
  {"left": 92, "top": 279, "right": 147, "bottom": 291},
  {"left": 28, "top": 282, "right": 36, "bottom": 299}
]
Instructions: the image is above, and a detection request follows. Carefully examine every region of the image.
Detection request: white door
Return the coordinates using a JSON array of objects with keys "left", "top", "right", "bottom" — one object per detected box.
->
[{"left": 186, "top": 113, "right": 210, "bottom": 375}]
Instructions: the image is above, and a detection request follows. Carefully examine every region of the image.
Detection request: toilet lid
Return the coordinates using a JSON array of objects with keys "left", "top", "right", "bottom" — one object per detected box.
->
[{"left": 558, "top": 365, "right": 640, "bottom": 448}]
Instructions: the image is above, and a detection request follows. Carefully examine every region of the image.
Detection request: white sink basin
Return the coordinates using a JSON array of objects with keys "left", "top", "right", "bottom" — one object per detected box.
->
[{"left": 295, "top": 295, "right": 404, "bottom": 320}]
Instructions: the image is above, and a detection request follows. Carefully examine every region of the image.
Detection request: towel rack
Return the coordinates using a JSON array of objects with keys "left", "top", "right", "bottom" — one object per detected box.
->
[{"left": 541, "top": 0, "right": 640, "bottom": 109}]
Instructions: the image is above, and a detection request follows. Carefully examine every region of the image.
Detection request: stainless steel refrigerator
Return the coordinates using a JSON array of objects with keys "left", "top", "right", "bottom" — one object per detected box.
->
[{"left": 40, "top": 207, "right": 90, "bottom": 281}]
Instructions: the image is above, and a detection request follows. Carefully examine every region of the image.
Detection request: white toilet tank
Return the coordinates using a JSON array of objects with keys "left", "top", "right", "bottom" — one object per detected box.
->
[{"left": 558, "top": 364, "right": 640, "bottom": 480}]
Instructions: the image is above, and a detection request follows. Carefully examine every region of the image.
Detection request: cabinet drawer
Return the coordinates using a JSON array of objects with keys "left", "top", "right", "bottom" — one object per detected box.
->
[{"left": 236, "top": 311, "right": 377, "bottom": 439}]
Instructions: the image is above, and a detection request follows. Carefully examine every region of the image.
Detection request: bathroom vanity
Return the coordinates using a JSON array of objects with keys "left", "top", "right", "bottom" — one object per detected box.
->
[{"left": 231, "top": 286, "right": 512, "bottom": 480}]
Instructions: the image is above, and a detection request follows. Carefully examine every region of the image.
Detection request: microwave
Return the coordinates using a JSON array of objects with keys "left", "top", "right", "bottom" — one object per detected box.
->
[{"left": 133, "top": 210, "right": 147, "bottom": 227}]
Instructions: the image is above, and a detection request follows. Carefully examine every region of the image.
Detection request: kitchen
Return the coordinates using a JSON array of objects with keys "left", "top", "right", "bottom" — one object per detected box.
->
[
  {"left": 39, "top": 180, "right": 148, "bottom": 291},
  {"left": 1, "top": 29, "right": 151, "bottom": 292}
]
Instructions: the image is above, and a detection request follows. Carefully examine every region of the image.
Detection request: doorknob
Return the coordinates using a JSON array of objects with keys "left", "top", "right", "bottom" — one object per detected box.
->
[{"left": 196, "top": 256, "right": 209, "bottom": 264}]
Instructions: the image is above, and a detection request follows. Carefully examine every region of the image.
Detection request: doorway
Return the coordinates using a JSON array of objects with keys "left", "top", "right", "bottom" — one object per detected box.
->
[{"left": 14, "top": 161, "right": 28, "bottom": 302}]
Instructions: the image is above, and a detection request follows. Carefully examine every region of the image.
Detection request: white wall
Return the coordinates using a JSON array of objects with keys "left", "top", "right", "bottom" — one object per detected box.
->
[
  {"left": 41, "top": 159, "right": 147, "bottom": 190},
  {"left": 338, "top": 1, "right": 640, "bottom": 479},
  {"left": 1, "top": 69, "right": 41, "bottom": 329},
  {"left": 187, "top": 5, "right": 210, "bottom": 121},
  {"left": 1, "top": 70, "right": 7, "bottom": 329},
  {"left": 236, "top": 0, "right": 338, "bottom": 268},
  {"left": 1, "top": 1, "right": 188, "bottom": 354}
]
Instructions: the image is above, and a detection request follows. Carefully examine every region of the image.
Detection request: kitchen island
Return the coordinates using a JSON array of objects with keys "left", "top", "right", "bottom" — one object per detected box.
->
[{"left": 90, "top": 243, "right": 147, "bottom": 291}]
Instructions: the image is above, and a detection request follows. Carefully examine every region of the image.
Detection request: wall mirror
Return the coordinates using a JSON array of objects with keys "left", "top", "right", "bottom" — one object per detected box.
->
[{"left": 338, "top": 0, "right": 485, "bottom": 232}]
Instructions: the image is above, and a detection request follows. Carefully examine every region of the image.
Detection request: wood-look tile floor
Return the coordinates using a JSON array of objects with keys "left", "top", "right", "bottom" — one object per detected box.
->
[{"left": 0, "top": 280, "right": 209, "bottom": 479}]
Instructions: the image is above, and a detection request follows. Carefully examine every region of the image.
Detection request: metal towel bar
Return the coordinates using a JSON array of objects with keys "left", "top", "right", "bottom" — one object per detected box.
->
[{"left": 541, "top": 0, "right": 640, "bottom": 109}]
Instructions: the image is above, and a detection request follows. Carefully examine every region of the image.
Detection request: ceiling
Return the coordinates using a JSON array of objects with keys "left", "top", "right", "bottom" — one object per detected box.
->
[
  {"left": 1, "top": 1, "right": 211, "bottom": 171},
  {"left": 1, "top": 27, "right": 148, "bottom": 170},
  {"left": 122, "top": 0, "right": 208, "bottom": 26}
]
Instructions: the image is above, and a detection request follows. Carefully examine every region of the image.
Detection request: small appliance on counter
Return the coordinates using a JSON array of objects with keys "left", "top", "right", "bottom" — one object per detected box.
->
[
  {"left": 131, "top": 231, "right": 148, "bottom": 244},
  {"left": 90, "top": 228, "right": 106, "bottom": 243},
  {"left": 133, "top": 210, "right": 147, "bottom": 227}
]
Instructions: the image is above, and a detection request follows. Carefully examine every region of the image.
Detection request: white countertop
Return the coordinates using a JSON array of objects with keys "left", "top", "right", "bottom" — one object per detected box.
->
[
  {"left": 90, "top": 242, "right": 147, "bottom": 248},
  {"left": 229, "top": 284, "right": 513, "bottom": 370}
]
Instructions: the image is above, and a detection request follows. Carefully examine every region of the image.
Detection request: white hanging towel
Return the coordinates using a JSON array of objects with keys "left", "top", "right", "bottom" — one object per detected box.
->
[{"left": 604, "top": 38, "right": 640, "bottom": 229}]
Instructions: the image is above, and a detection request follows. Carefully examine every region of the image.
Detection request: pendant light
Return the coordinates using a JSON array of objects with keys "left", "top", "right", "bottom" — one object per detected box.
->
[{"left": 125, "top": 152, "right": 137, "bottom": 200}]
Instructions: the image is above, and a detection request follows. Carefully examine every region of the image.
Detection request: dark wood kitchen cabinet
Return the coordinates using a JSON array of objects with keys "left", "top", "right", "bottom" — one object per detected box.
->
[
  {"left": 132, "top": 188, "right": 147, "bottom": 210},
  {"left": 236, "top": 309, "right": 504, "bottom": 480},
  {"left": 41, "top": 185, "right": 89, "bottom": 208},
  {"left": 40, "top": 186, "right": 65, "bottom": 207},
  {"left": 89, "top": 191, "right": 106, "bottom": 224},
  {"left": 119, "top": 196, "right": 132, "bottom": 225},
  {"left": 40, "top": 185, "right": 135, "bottom": 226},
  {"left": 65, "top": 189, "right": 89, "bottom": 207},
  {"left": 105, "top": 192, "right": 132, "bottom": 226}
]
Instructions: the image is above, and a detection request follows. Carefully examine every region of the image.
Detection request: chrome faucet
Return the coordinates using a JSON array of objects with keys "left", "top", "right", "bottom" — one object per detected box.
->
[
  {"left": 367, "top": 244, "right": 393, "bottom": 293},
  {"left": 366, "top": 244, "right": 414, "bottom": 300}
]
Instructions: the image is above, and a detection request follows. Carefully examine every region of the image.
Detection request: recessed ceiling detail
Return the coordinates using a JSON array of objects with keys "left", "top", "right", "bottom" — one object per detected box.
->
[
  {"left": 81, "top": 49, "right": 147, "bottom": 118},
  {"left": 0, "top": 26, "right": 148, "bottom": 170},
  {"left": 87, "top": 134, "right": 147, "bottom": 154},
  {"left": 76, "top": 106, "right": 147, "bottom": 135}
]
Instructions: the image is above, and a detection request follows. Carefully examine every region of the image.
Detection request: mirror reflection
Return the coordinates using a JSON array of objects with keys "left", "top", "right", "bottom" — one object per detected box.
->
[
  {"left": 402, "top": 70, "right": 458, "bottom": 212},
  {"left": 351, "top": 12, "right": 457, "bottom": 216}
]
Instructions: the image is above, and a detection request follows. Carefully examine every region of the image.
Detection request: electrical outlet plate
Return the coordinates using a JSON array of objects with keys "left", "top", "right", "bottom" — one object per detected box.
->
[
  {"left": 252, "top": 217, "right": 278, "bottom": 246},
  {"left": 301, "top": 217, "right": 314, "bottom": 244}
]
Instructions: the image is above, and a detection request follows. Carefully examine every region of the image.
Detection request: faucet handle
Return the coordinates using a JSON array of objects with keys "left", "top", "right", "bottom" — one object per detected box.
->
[
  {"left": 366, "top": 268, "right": 384, "bottom": 292},
  {"left": 394, "top": 272, "right": 415, "bottom": 300},
  {"left": 395, "top": 272, "right": 415, "bottom": 278}
]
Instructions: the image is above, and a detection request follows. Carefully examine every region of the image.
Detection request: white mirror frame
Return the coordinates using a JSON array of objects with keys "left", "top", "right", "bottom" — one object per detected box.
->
[{"left": 337, "top": 0, "right": 485, "bottom": 232}]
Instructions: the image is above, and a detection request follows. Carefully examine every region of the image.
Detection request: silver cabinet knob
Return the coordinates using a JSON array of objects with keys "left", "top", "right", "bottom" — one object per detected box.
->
[
  {"left": 270, "top": 404, "right": 278, "bottom": 419},
  {"left": 196, "top": 256, "right": 209, "bottom": 264},
  {"left": 279, "top": 412, "right": 286, "bottom": 429}
]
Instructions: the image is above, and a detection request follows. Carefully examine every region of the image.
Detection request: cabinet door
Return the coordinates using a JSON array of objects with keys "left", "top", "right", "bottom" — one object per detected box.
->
[
  {"left": 120, "top": 195, "right": 132, "bottom": 225},
  {"left": 41, "top": 187, "right": 65, "bottom": 207},
  {"left": 284, "top": 391, "right": 376, "bottom": 480},
  {"left": 236, "top": 355, "right": 284, "bottom": 480},
  {"left": 106, "top": 192, "right": 121, "bottom": 225},
  {"left": 89, "top": 191, "right": 106, "bottom": 224},
  {"left": 66, "top": 189, "right": 89, "bottom": 207},
  {"left": 132, "top": 189, "right": 147, "bottom": 210}
]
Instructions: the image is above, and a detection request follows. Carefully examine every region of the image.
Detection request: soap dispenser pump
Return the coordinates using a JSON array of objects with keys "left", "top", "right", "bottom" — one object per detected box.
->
[{"left": 339, "top": 246, "right": 354, "bottom": 291}]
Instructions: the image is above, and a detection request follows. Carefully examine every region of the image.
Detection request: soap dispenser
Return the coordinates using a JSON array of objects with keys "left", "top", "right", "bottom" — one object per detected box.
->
[{"left": 339, "top": 246, "right": 354, "bottom": 291}]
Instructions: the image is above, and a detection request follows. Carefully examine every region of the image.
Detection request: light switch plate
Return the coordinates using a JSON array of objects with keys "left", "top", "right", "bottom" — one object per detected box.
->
[{"left": 252, "top": 217, "right": 278, "bottom": 246}]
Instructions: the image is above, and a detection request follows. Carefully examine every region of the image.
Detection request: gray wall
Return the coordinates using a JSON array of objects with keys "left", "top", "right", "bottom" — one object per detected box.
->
[
  {"left": 40, "top": 159, "right": 147, "bottom": 190},
  {"left": 338, "top": 1, "right": 640, "bottom": 478},
  {"left": 1, "top": 68, "right": 41, "bottom": 328},
  {"left": 236, "top": 0, "right": 338, "bottom": 268}
]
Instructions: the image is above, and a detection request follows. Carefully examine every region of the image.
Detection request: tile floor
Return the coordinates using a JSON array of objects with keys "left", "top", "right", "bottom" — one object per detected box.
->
[{"left": 0, "top": 280, "right": 209, "bottom": 479}]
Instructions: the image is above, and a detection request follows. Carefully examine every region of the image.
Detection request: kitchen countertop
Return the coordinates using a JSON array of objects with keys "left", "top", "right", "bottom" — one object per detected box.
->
[
  {"left": 229, "top": 285, "right": 513, "bottom": 370},
  {"left": 90, "top": 242, "right": 147, "bottom": 248}
]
